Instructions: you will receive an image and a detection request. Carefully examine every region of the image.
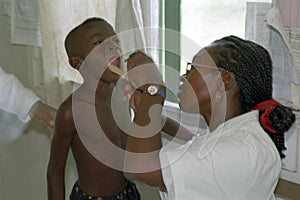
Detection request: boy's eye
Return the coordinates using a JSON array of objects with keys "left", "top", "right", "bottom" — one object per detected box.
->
[{"left": 93, "top": 40, "right": 103, "bottom": 45}]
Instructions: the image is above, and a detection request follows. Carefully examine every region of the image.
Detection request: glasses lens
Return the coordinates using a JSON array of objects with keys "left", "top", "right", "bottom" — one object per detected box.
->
[{"left": 186, "top": 63, "right": 192, "bottom": 74}]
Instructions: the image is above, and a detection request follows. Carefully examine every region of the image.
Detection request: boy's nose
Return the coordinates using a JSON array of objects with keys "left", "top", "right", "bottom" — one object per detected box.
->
[
  {"left": 105, "top": 44, "right": 121, "bottom": 57},
  {"left": 106, "top": 44, "right": 119, "bottom": 52},
  {"left": 106, "top": 40, "right": 120, "bottom": 51}
]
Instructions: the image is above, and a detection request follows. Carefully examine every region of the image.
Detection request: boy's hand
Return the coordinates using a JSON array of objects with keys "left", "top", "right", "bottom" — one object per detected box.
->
[{"left": 29, "top": 101, "right": 57, "bottom": 138}]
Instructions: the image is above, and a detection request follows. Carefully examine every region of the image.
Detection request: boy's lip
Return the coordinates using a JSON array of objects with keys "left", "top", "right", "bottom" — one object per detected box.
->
[{"left": 108, "top": 57, "right": 121, "bottom": 67}]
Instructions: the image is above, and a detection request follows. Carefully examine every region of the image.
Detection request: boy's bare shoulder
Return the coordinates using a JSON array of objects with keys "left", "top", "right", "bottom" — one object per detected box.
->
[{"left": 56, "top": 95, "right": 74, "bottom": 126}]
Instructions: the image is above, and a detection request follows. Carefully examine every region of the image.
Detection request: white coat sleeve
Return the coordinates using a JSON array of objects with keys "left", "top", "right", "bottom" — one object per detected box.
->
[{"left": 0, "top": 67, "right": 40, "bottom": 123}]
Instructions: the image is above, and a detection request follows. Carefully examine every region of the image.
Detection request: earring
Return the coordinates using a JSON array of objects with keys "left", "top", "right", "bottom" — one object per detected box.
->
[{"left": 215, "top": 90, "right": 222, "bottom": 102}]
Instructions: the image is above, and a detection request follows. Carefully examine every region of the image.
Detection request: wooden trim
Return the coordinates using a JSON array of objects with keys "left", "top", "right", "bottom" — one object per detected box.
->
[
  {"left": 275, "top": 178, "right": 300, "bottom": 199},
  {"left": 164, "top": 0, "right": 181, "bottom": 102}
]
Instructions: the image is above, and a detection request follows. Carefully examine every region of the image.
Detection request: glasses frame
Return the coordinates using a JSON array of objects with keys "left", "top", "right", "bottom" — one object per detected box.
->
[{"left": 186, "top": 62, "right": 228, "bottom": 75}]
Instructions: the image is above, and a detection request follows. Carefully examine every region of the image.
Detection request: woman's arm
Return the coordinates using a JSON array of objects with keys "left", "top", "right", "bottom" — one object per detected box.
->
[
  {"left": 124, "top": 51, "right": 169, "bottom": 190},
  {"left": 124, "top": 93, "right": 166, "bottom": 190},
  {"left": 162, "top": 116, "right": 195, "bottom": 141},
  {"left": 130, "top": 86, "right": 194, "bottom": 141}
]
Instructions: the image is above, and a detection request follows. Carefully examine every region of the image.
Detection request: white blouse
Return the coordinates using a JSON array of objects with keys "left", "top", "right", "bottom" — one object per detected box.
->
[{"left": 159, "top": 110, "right": 281, "bottom": 200}]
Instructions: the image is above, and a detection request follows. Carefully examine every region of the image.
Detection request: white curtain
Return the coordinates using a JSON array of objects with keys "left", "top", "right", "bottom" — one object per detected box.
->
[{"left": 115, "top": 0, "right": 160, "bottom": 63}]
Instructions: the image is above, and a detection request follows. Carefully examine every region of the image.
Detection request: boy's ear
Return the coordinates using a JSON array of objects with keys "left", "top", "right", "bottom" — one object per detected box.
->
[
  {"left": 69, "top": 56, "right": 83, "bottom": 70},
  {"left": 221, "top": 72, "right": 236, "bottom": 91}
]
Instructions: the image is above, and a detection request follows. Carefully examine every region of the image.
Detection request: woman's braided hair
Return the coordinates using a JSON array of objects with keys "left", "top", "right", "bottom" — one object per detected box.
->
[{"left": 206, "top": 35, "right": 296, "bottom": 158}]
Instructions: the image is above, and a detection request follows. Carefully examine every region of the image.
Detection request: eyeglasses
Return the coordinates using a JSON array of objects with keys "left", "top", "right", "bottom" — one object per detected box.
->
[{"left": 186, "top": 62, "right": 228, "bottom": 75}]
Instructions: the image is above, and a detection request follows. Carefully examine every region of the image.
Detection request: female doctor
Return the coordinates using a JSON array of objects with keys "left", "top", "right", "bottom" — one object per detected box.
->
[{"left": 124, "top": 36, "right": 297, "bottom": 199}]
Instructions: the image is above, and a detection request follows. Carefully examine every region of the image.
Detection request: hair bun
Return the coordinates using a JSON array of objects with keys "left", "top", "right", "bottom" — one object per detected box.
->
[{"left": 269, "top": 106, "right": 295, "bottom": 133}]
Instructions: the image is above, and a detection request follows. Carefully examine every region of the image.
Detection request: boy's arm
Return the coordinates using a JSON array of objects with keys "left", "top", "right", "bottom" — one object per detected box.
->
[{"left": 47, "top": 98, "right": 75, "bottom": 200}]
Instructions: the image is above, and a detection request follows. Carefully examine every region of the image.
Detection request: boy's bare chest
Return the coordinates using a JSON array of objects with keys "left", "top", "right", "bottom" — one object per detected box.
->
[{"left": 94, "top": 97, "right": 124, "bottom": 142}]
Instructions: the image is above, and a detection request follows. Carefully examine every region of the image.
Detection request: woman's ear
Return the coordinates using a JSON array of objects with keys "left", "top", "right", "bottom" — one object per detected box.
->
[
  {"left": 69, "top": 56, "right": 83, "bottom": 70},
  {"left": 222, "top": 72, "right": 236, "bottom": 91}
]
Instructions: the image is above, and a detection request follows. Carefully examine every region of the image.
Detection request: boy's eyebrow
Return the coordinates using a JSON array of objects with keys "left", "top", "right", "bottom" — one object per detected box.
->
[
  {"left": 89, "top": 32, "right": 116, "bottom": 38},
  {"left": 89, "top": 33, "right": 105, "bottom": 38}
]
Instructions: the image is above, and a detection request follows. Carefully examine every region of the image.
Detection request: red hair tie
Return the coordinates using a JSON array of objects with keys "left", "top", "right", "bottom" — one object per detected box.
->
[{"left": 252, "top": 99, "right": 282, "bottom": 133}]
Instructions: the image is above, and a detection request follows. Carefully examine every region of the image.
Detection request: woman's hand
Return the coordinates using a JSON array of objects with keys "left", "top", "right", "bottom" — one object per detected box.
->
[
  {"left": 125, "top": 51, "right": 165, "bottom": 110},
  {"left": 129, "top": 89, "right": 143, "bottom": 114},
  {"left": 126, "top": 51, "right": 164, "bottom": 90}
]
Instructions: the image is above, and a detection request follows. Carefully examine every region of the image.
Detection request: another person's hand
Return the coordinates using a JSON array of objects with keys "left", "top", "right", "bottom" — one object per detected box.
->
[{"left": 29, "top": 101, "right": 56, "bottom": 138}]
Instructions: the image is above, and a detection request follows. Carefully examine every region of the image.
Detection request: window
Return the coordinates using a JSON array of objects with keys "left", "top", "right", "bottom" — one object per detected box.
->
[
  {"left": 181, "top": 0, "right": 272, "bottom": 74},
  {"left": 161, "top": 0, "right": 272, "bottom": 102}
]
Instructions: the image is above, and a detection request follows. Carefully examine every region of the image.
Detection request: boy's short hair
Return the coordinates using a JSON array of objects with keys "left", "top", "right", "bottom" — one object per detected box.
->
[
  {"left": 64, "top": 17, "right": 111, "bottom": 58},
  {"left": 81, "top": 17, "right": 108, "bottom": 26}
]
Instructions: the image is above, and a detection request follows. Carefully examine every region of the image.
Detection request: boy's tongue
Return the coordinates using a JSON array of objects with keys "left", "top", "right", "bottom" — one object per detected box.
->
[{"left": 109, "top": 57, "right": 120, "bottom": 67}]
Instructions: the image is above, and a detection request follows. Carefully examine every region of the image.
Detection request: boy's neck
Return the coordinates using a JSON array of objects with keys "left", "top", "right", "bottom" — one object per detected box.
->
[
  {"left": 82, "top": 76, "right": 113, "bottom": 90},
  {"left": 75, "top": 79, "right": 114, "bottom": 105},
  {"left": 96, "top": 79, "right": 114, "bottom": 93}
]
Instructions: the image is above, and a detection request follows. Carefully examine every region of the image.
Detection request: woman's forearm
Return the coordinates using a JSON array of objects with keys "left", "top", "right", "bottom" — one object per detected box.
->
[
  {"left": 124, "top": 93, "right": 165, "bottom": 189},
  {"left": 162, "top": 116, "right": 195, "bottom": 141}
]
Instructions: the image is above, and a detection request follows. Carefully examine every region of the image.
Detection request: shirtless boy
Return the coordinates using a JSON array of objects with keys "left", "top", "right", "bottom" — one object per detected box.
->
[{"left": 47, "top": 17, "right": 140, "bottom": 200}]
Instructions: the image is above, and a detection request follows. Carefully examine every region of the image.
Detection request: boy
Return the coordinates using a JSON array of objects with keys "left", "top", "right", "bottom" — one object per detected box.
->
[{"left": 47, "top": 18, "right": 140, "bottom": 200}]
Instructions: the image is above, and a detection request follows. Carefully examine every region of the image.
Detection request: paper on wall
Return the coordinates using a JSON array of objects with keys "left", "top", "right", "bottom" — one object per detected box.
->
[
  {"left": 245, "top": 2, "right": 300, "bottom": 172},
  {"left": 266, "top": 5, "right": 300, "bottom": 85},
  {"left": 0, "top": 0, "right": 11, "bottom": 16},
  {"left": 11, "top": 0, "right": 41, "bottom": 47},
  {"left": 278, "top": 0, "right": 300, "bottom": 29},
  {"left": 286, "top": 27, "right": 300, "bottom": 78}
]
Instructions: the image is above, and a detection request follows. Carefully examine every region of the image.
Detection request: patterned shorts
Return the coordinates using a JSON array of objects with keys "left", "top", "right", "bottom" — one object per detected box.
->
[{"left": 69, "top": 181, "right": 141, "bottom": 200}]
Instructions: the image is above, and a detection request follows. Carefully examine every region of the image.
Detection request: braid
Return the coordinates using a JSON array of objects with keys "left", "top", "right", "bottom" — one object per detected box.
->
[
  {"left": 208, "top": 35, "right": 296, "bottom": 158},
  {"left": 210, "top": 36, "right": 273, "bottom": 111}
]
